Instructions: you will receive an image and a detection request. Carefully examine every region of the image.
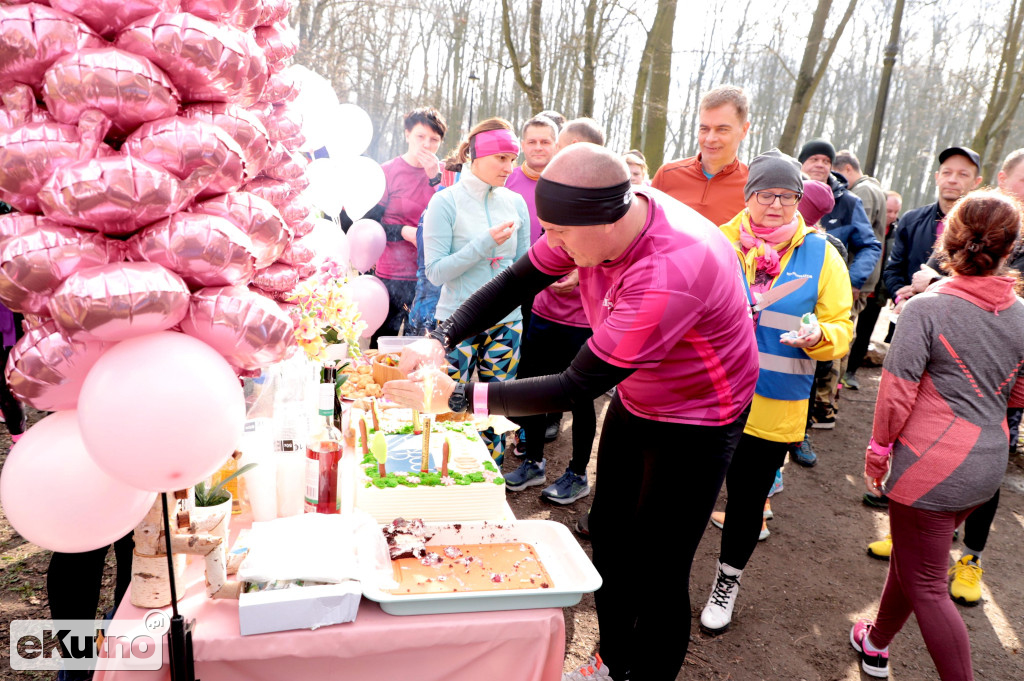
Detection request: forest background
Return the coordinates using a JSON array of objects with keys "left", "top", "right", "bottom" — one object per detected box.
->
[{"left": 292, "top": 0, "right": 1024, "bottom": 211}]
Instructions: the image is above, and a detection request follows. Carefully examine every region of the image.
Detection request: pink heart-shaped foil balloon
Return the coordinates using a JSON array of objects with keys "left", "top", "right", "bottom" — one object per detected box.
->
[
  {"left": 243, "top": 177, "right": 293, "bottom": 210},
  {"left": 0, "top": 213, "right": 55, "bottom": 241},
  {"left": 278, "top": 192, "right": 311, "bottom": 225},
  {"left": 42, "top": 47, "right": 180, "bottom": 139},
  {"left": 0, "top": 120, "right": 84, "bottom": 213},
  {"left": 180, "top": 284, "right": 295, "bottom": 371},
  {"left": 50, "top": 0, "right": 181, "bottom": 39},
  {"left": 129, "top": 212, "right": 257, "bottom": 289},
  {"left": 37, "top": 155, "right": 195, "bottom": 237},
  {"left": 261, "top": 68, "right": 299, "bottom": 104},
  {"left": 254, "top": 21, "right": 298, "bottom": 65},
  {"left": 0, "top": 83, "right": 50, "bottom": 128},
  {"left": 251, "top": 261, "right": 298, "bottom": 293},
  {"left": 4, "top": 317, "right": 114, "bottom": 411},
  {"left": 257, "top": 0, "right": 290, "bottom": 28},
  {"left": 264, "top": 102, "right": 302, "bottom": 143},
  {"left": 48, "top": 261, "right": 191, "bottom": 341},
  {"left": 261, "top": 150, "right": 307, "bottom": 182},
  {"left": 191, "top": 191, "right": 291, "bottom": 268},
  {"left": 0, "top": 3, "right": 104, "bottom": 90},
  {"left": 185, "top": 102, "right": 272, "bottom": 180},
  {"left": 182, "top": 0, "right": 261, "bottom": 32},
  {"left": 277, "top": 239, "right": 312, "bottom": 266},
  {"left": 122, "top": 115, "right": 246, "bottom": 198},
  {"left": 116, "top": 12, "right": 265, "bottom": 106},
  {"left": 289, "top": 216, "right": 314, "bottom": 238},
  {"left": 0, "top": 221, "right": 122, "bottom": 314}
]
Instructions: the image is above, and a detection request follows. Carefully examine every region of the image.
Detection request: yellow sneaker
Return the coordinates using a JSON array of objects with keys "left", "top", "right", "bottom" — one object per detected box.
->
[
  {"left": 949, "top": 555, "right": 983, "bottom": 606},
  {"left": 867, "top": 534, "right": 892, "bottom": 560}
]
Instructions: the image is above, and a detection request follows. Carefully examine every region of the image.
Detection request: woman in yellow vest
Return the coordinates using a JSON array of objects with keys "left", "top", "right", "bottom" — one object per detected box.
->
[{"left": 700, "top": 149, "right": 853, "bottom": 635}]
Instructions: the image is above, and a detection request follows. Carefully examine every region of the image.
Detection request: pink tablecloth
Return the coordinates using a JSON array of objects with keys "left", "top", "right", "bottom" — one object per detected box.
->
[{"left": 95, "top": 517, "right": 565, "bottom": 681}]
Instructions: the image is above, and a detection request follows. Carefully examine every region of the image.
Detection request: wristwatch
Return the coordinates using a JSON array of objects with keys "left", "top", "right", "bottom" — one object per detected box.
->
[
  {"left": 448, "top": 382, "right": 469, "bottom": 413},
  {"left": 428, "top": 174, "right": 442, "bottom": 187}
]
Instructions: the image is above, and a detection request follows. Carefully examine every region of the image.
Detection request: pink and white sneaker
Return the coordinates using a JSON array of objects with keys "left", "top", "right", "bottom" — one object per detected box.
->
[{"left": 850, "top": 619, "right": 889, "bottom": 678}]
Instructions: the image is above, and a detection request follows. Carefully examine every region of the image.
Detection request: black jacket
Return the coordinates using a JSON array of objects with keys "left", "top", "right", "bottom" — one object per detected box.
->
[
  {"left": 820, "top": 172, "right": 881, "bottom": 289},
  {"left": 883, "top": 202, "right": 943, "bottom": 299}
]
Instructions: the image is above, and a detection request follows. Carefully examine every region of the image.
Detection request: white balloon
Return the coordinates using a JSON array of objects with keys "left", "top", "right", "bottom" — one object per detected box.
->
[
  {"left": 324, "top": 104, "right": 374, "bottom": 159},
  {"left": 337, "top": 156, "right": 386, "bottom": 220},
  {"left": 303, "top": 157, "right": 347, "bottom": 216},
  {"left": 288, "top": 66, "right": 341, "bottom": 152},
  {"left": 299, "top": 218, "right": 349, "bottom": 268}
]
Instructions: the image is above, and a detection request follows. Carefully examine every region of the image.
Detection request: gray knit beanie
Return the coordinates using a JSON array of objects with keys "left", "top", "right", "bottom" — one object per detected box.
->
[{"left": 744, "top": 149, "right": 804, "bottom": 201}]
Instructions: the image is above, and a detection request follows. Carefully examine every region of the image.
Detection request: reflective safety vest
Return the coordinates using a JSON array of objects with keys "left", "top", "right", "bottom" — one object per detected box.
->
[{"left": 754, "top": 232, "right": 827, "bottom": 401}]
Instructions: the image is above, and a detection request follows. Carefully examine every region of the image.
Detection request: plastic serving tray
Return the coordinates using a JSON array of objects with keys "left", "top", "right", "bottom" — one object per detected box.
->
[{"left": 362, "top": 519, "right": 602, "bottom": 616}]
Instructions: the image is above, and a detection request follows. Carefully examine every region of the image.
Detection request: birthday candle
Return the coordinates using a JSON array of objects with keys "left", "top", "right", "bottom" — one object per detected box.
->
[
  {"left": 441, "top": 437, "right": 450, "bottom": 477},
  {"left": 371, "top": 431, "right": 388, "bottom": 478},
  {"left": 420, "top": 416, "right": 431, "bottom": 473},
  {"left": 369, "top": 398, "right": 380, "bottom": 431},
  {"left": 359, "top": 417, "right": 369, "bottom": 456}
]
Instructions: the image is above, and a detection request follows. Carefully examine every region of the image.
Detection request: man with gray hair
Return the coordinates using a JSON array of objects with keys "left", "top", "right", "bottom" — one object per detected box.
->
[
  {"left": 385, "top": 143, "right": 759, "bottom": 681},
  {"left": 556, "top": 117, "right": 605, "bottom": 149}
]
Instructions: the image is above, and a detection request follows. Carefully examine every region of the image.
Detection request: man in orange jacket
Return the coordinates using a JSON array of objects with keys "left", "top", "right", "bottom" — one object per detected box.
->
[{"left": 651, "top": 85, "right": 751, "bottom": 226}]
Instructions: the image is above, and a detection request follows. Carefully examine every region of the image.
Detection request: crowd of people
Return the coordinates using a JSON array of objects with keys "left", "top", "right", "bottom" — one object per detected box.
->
[{"left": 376, "top": 85, "right": 1024, "bottom": 681}]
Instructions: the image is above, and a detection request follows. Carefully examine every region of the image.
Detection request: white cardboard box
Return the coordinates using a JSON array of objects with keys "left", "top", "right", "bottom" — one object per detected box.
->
[{"left": 238, "top": 581, "right": 362, "bottom": 636}]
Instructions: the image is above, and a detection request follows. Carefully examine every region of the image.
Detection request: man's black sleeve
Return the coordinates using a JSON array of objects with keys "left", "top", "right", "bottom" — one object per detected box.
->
[
  {"left": 466, "top": 342, "right": 633, "bottom": 417},
  {"left": 434, "top": 255, "right": 564, "bottom": 350}
]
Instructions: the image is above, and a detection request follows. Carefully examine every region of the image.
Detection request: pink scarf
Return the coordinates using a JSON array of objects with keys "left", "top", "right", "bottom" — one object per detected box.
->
[{"left": 738, "top": 211, "right": 802, "bottom": 278}]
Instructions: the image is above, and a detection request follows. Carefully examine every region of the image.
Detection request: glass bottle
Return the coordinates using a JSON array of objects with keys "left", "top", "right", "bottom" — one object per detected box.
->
[{"left": 305, "top": 366, "right": 342, "bottom": 514}]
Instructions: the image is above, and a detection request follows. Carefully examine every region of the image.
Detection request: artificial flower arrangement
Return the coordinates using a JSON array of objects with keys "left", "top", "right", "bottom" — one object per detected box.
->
[{"left": 286, "top": 258, "right": 366, "bottom": 363}]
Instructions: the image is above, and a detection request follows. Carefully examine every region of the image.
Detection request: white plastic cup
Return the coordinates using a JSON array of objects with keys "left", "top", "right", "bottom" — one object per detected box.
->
[
  {"left": 277, "top": 452, "right": 305, "bottom": 517},
  {"left": 246, "top": 459, "right": 279, "bottom": 522}
]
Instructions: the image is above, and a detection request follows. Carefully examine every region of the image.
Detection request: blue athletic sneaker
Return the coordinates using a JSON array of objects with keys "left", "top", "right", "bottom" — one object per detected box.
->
[
  {"left": 505, "top": 459, "right": 546, "bottom": 491},
  {"left": 540, "top": 470, "right": 591, "bottom": 505},
  {"left": 768, "top": 467, "right": 784, "bottom": 497},
  {"left": 792, "top": 432, "right": 818, "bottom": 467}
]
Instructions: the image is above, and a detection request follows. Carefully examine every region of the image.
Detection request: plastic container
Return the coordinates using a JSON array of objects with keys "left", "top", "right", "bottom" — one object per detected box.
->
[{"left": 376, "top": 336, "right": 420, "bottom": 354}]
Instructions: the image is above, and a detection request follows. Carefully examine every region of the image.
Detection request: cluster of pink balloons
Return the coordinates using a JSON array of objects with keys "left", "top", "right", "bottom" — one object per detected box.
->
[{"left": 0, "top": 0, "right": 351, "bottom": 553}]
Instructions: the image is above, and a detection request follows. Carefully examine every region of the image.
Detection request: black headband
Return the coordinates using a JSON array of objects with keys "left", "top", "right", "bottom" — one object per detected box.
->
[{"left": 535, "top": 177, "right": 634, "bottom": 226}]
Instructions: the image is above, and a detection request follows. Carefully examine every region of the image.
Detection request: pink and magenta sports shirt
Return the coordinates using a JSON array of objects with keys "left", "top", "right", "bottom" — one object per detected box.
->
[
  {"left": 375, "top": 156, "right": 437, "bottom": 280},
  {"left": 505, "top": 167, "right": 589, "bottom": 328},
  {"left": 528, "top": 187, "right": 759, "bottom": 425}
]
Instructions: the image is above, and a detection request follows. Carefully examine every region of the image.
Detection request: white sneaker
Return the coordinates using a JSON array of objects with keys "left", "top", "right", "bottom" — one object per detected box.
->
[
  {"left": 700, "top": 561, "right": 742, "bottom": 635},
  {"left": 562, "top": 654, "right": 613, "bottom": 680}
]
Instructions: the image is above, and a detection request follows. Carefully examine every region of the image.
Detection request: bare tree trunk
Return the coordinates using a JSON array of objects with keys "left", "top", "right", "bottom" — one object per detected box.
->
[
  {"left": 581, "top": 0, "right": 598, "bottom": 116},
  {"left": 971, "top": 0, "right": 1024, "bottom": 180},
  {"left": 639, "top": 0, "right": 677, "bottom": 170},
  {"left": 863, "top": 0, "right": 904, "bottom": 177},
  {"left": 501, "top": 0, "right": 545, "bottom": 114},
  {"left": 629, "top": 28, "right": 655, "bottom": 151},
  {"left": 777, "top": 0, "right": 859, "bottom": 154}
]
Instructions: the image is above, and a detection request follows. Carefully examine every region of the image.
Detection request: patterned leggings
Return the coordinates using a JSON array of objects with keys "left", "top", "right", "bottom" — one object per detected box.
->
[{"left": 444, "top": 320, "right": 522, "bottom": 464}]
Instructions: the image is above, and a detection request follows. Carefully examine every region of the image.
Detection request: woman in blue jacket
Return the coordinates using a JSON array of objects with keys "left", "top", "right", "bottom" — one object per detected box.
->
[{"left": 422, "top": 118, "right": 530, "bottom": 462}]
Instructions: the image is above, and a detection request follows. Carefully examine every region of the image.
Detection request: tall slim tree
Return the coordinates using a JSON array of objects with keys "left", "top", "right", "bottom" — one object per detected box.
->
[
  {"left": 971, "top": 0, "right": 1024, "bottom": 180},
  {"left": 501, "top": 0, "right": 545, "bottom": 114},
  {"left": 864, "top": 0, "right": 905, "bottom": 177},
  {"left": 629, "top": 0, "right": 677, "bottom": 169},
  {"left": 777, "top": 0, "right": 859, "bottom": 154}
]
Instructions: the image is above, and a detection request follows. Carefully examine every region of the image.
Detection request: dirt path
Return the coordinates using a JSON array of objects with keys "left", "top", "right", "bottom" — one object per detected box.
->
[{"left": 4, "top": 366, "right": 1024, "bottom": 680}]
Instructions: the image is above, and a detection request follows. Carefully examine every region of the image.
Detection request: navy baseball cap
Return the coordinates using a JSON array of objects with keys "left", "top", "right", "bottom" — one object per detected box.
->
[{"left": 938, "top": 146, "right": 981, "bottom": 171}]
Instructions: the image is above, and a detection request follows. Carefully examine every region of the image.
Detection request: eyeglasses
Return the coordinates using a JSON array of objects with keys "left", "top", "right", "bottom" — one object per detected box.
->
[{"left": 754, "top": 191, "right": 802, "bottom": 206}]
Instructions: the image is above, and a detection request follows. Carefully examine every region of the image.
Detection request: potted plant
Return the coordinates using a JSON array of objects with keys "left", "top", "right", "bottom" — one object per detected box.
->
[{"left": 193, "top": 463, "right": 257, "bottom": 542}]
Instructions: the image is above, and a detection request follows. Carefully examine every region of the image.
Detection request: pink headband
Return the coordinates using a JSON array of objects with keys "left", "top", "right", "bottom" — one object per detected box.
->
[{"left": 470, "top": 129, "right": 520, "bottom": 160}]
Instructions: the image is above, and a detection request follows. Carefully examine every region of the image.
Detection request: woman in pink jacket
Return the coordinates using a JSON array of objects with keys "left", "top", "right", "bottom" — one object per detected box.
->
[{"left": 853, "top": 190, "right": 1024, "bottom": 680}]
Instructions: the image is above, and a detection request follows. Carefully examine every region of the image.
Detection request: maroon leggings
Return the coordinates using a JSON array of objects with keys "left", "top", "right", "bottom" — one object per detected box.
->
[{"left": 870, "top": 500, "right": 977, "bottom": 680}]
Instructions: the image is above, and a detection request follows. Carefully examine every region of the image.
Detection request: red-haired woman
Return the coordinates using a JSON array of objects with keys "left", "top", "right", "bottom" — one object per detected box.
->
[{"left": 853, "top": 189, "right": 1024, "bottom": 680}]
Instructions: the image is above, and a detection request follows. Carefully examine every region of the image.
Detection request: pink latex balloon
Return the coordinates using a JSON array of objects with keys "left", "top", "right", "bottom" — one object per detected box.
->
[
  {"left": 122, "top": 116, "right": 246, "bottom": 199},
  {"left": 38, "top": 155, "right": 196, "bottom": 237},
  {"left": 261, "top": 150, "right": 307, "bottom": 182},
  {"left": 184, "top": 102, "right": 272, "bottom": 180},
  {"left": 116, "top": 12, "right": 266, "bottom": 106},
  {"left": 192, "top": 191, "right": 291, "bottom": 268},
  {"left": 251, "top": 262, "right": 298, "bottom": 292},
  {"left": 48, "top": 262, "right": 191, "bottom": 341},
  {"left": 42, "top": 47, "right": 180, "bottom": 139},
  {"left": 0, "top": 222, "right": 122, "bottom": 314},
  {"left": 0, "top": 410, "right": 157, "bottom": 553},
  {"left": 180, "top": 284, "right": 295, "bottom": 371},
  {"left": 345, "top": 274, "right": 388, "bottom": 338},
  {"left": 77, "top": 331, "right": 246, "bottom": 492},
  {"left": 261, "top": 68, "right": 299, "bottom": 104},
  {"left": 277, "top": 239, "right": 313, "bottom": 266},
  {"left": 5, "top": 318, "right": 113, "bottom": 411},
  {"left": 243, "top": 177, "right": 293, "bottom": 210},
  {"left": 347, "top": 218, "right": 387, "bottom": 273},
  {"left": 182, "top": 0, "right": 261, "bottom": 32},
  {"left": 0, "top": 3, "right": 104, "bottom": 89},
  {"left": 129, "top": 212, "right": 257, "bottom": 289},
  {"left": 50, "top": 0, "right": 181, "bottom": 38}
]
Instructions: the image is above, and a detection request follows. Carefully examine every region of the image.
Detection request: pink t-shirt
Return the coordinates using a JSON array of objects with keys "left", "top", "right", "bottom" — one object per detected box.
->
[
  {"left": 528, "top": 187, "right": 759, "bottom": 425},
  {"left": 375, "top": 156, "right": 437, "bottom": 280},
  {"left": 505, "top": 167, "right": 589, "bottom": 328}
]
